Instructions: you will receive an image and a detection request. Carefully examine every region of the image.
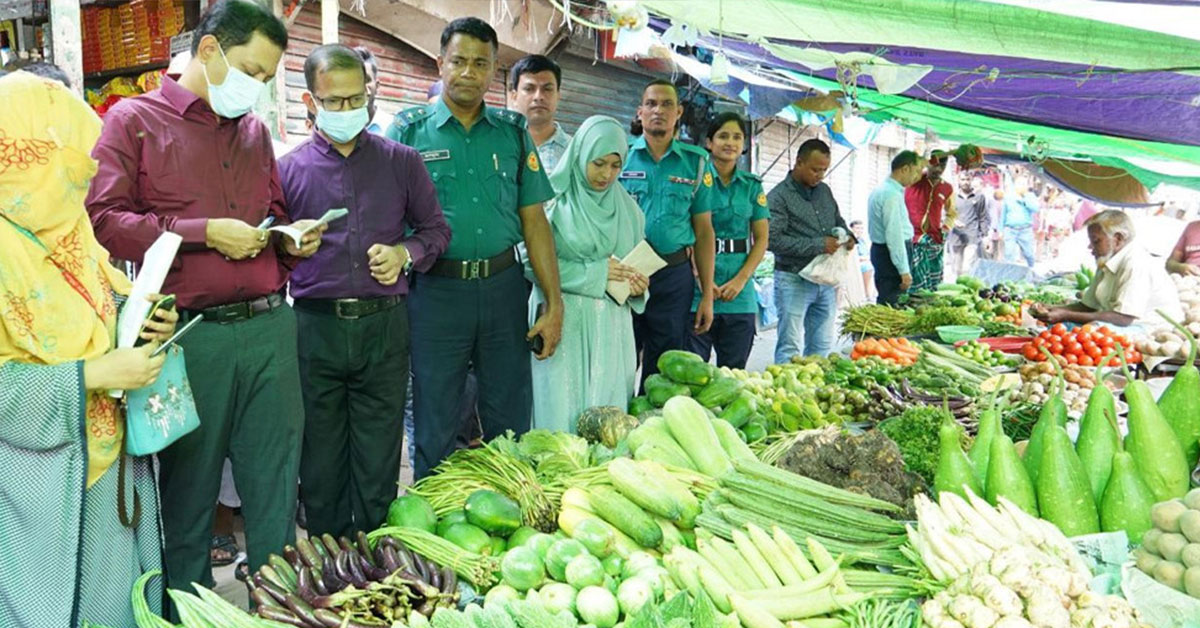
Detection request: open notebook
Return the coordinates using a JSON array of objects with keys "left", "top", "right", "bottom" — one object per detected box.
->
[
  {"left": 606, "top": 240, "right": 668, "bottom": 305},
  {"left": 269, "top": 207, "right": 349, "bottom": 248}
]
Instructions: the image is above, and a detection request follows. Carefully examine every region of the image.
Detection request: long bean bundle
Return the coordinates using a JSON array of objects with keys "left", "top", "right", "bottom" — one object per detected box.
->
[
  {"left": 840, "top": 305, "right": 913, "bottom": 338},
  {"left": 368, "top": 526, "right": 499, "bottom": 587}
]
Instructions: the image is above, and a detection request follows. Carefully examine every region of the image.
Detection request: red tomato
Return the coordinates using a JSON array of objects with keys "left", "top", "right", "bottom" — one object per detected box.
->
[
  {"left": 1079, "top": 355, "right": 1095, "bottom": 367},
  {"left": 1080, "top": 324, "right": 1095, "bottom": 335},
  {"left": 1052, "top": 323, "right": 1068, "bottom": 337},
  {"left": 1023, "top": 344, "right": 1039, "bottom": 361},
  {"left": 1050, "top": 341, "right": 1064, "bottom": 354},
  {"left": 1099, "top": 335, "right": 1115, "bottom": 348},
  {"left": 1066, "top": 353, "right": 1079, "bottom": 365},
  {"left": 1087, "top": 346, "right": 1103, "bottom": 360}
]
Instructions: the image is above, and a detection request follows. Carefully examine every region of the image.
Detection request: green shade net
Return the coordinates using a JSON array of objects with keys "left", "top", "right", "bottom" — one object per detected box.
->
[{"left": 642, "top": 0, "right": 1200, "bottom": 71}]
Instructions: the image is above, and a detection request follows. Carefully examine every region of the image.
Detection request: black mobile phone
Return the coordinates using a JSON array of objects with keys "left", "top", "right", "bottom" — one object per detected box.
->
[
  {"left": 150, "top": 313, "right": 203, "bottom": 357},
  {"left": 134, "top": 294, "right": 176, "bottom": 347},
  {"left": 528, "top": 303, "right": 547, "bottom": 354}
]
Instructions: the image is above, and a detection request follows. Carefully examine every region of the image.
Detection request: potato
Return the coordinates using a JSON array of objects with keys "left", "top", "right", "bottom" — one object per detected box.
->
[
  {"left": 1154, "top": 560, "right": 1187, "bottom": 591},
  {"left": 1187, "top": 567, "right": 1200, "bottom": 598},
  {"left": 1135, "top": 548, "right": 1162, "bottom": 575},
  {"left": 1160, "top": 533, "right": 1190, "bottom": 563},
  {"left": 1185, "top": 544, "right": 1200, "bottom": 569},
  {"left": 1142, "top": 528, "right": 1164, "bottom": 555},
  {"left": 1184, "top": 488, "right": 1200, "bottom": 511},
  {"left": 1182, "top": 510, "right": 1200, "bottom": 543},
  {"left": 1151, "top": 499, "right": 1189, "bottom": 533}
]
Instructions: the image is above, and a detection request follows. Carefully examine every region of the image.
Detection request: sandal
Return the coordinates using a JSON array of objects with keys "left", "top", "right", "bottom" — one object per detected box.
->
[
  {"left": 210, "top": 534, "right": 239, "bottom": 567},
  {"left": 233, "top": 558, "right": 250, "bottom": 583}
]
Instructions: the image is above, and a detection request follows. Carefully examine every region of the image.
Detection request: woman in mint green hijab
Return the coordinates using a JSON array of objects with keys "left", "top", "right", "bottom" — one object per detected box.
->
[{"left": 526, "top": 116, "right": 649, "bottom": 431}]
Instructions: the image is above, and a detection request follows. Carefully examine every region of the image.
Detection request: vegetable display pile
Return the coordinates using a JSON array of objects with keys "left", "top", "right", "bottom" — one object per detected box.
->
[
  {"left": 1008, "top": 360, "right": 1106, "bottom": 415},
  {"left": 1021, "top": 323, "right": 1139, "bottom": 365},
  {"left": 1131, "top": 489, "right": 1200, "bottom": 598},
  {"left": 839, "top": 304, "right": 913, "bottom": 338},
  {"left": 954, "top": 339, "right": 1018, "bottom": 369},
  {"left": 878, "top": 405, "right": 962, "bottom": 485},
  {"left": 1134, "top": 275, "right": 1200, "bottom": 361},
  {"left": 850, "top": 337, "right": 919, "bottom": 366},
  {"left": 905, "top": 305, "right": 982, "bottom": 336}
]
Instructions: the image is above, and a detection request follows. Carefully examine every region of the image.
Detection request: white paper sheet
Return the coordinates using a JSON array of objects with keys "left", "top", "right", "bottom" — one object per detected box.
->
[
  {"left": 116, "top": 231, "right": 182, "bottom": 349},
  {"left": 606, "top": 240, "right": 668, "bottom": 305}
]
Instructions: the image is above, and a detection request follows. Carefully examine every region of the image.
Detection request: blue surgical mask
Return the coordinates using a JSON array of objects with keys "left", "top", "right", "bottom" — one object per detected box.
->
[
  {"left": 316, "top": 106, "right": 369, "bottom": 143},
  {"left": 203, "top": 43, "right": 266, "bottom": 119}
]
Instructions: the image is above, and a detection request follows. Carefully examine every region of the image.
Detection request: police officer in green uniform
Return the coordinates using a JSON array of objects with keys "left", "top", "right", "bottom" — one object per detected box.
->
[
  {"left": 687, "top": 113, "right": 769, "bottom": 368},
  {"left": 387, "top": 17, "right": 563, "bottom": 478},
  {"left": 619, "top": 79, "right": 716, "bottom": 388}
]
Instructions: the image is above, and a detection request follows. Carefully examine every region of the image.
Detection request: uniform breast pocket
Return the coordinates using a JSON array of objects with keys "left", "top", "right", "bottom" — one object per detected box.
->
[
  {"left": 489, "top": 156, "right": 520, "bottom": 211},
  {"left": 620, "top": 178, "right": 649, "bottom": 209},
  {"left": 666, "top": 185, "right": 695, "bottom": 223},
  {"left": 425, "top": 161, "right": 458, "bottom": 212}
]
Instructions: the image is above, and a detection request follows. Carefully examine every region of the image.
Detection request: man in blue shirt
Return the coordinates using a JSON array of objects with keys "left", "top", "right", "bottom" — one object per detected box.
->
[
  {"left": 1001, "top": 177, "right": 1039, "bottom": 266},
  {"left": 619, "top": 79, "right": 716, "bottom": 387},
  {"left": 868, "top": 151, "right": 925, "bottom": 305}
]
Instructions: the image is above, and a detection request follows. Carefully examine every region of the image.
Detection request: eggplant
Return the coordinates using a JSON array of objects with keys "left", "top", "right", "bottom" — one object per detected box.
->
[
  {"left": 356, "top": 531, "right": 377, "bottom": 567},
  {"left": 411, "top": 551, "right": 430, "bottom": 582},
  {"left": 252, "top": 587, "right": 285, "bottom": 610},
  {"left": 258, "top": 606, "right": 309, "bottom": 627},
  {"left": 312, "top": 572, "right": 330, "bottom": 596},
  {"left": 298, "top": 538, "right": 324, "bottom": 569},
  {"left": 321, "top": 533, "right": 342, "bottom": 559},
  {"left": 310, "top": 535, "right": 329, "bottom": 560},
  {"left": 380, "top": 546, "right": 401, "bottom": 573},
  {"left": 314, "top": 609, "right": 346, "bottom": 627},
  {"left": 283, "top": 593, "right": 322, "bottom": 627},
  {"left": 440, "top": 567, "right": 458, "bottom": 595},
  {"left": 321, "top": 556, "right": 348, "bottom": 593},
  {"left": 255, "top": 575, "right": 292, "bottom": 605},
  {"left": 359, "top": 552, "right": 391, "bottom": 581},
  {"left": 338, "top": 536, "right": 357, "bottom": 556},
  {"left": 427, "top": 563, "right": 442, "bottom": 589},
  {"left": 283, "top": 544, "right": 304, "bottom": 571},
  {"left": 346, "top": 548, "right": 370, "bottom": 587},
  {"left": 339, "top": 551, "right": 368, "bottom": 588},
  {"left": 296, "top": 566, "right": 318, "bottom": 604}
]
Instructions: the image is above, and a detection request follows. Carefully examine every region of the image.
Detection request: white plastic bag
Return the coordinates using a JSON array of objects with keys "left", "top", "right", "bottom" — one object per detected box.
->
[{"left": 800, "top": 229, "right": 854, "bottom": 286}]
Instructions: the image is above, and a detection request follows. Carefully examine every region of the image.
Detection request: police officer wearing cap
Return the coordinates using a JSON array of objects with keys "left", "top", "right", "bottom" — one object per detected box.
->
[
  {"left": 619, "top": 79, "right": 716, "bottom": 389},
  {"left": 387, "top": 17, "right": 562, "bottom": 479}
]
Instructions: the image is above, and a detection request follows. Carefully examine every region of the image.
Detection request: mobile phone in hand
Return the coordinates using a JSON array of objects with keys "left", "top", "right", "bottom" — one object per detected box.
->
[
  {"left": 134, "top": 294, "right": 176, "bottom": 347},
  {"left": 528, "top": 302, "right": 547, "bottom": 354}
]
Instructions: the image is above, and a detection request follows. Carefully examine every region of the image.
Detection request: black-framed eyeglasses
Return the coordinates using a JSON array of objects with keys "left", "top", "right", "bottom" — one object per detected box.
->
[{"left": 313, "top": 93, "right": 368, "bottom": 111}]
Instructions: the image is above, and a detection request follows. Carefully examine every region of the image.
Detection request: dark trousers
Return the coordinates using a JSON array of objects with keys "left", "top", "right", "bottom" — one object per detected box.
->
[
  {"left": 634, "top": 261, "right": 695, "bottom": 390},
  {"left": 409, "top": 264, "right": 531, "bottom": 479},
  {"left": 160, "top": 305, "right": 303, "bottom": 600},
  {"left": 295, "top": 300, "right": 408, "bottom": 538},
  {"left": 687, "top": 313, "right": 757, "bottom": 369},
  {"left": 871, "top": 242, "right": 910, "bottom": 306}
]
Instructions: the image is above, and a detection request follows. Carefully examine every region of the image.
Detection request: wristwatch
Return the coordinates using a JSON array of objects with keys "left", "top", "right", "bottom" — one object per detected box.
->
[{"left": 400, "top": 245, "right": 413, "bottom": 274}]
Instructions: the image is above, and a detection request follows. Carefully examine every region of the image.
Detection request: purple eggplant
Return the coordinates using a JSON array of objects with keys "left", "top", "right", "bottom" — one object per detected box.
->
[
  {"left": 427, "top": 563, "right": 442, "bottom": 589},
  {"left": 346, "top": 548, "right": 370, "bottom": 587},
  {"left": 321, "top": 533, "right": 342, "bottom": 560},
  {"left": 251, "top": 587, "right": 284, "bottom": 610},
  {"left": 440, "top": 567, "right": 458, "bottom": 595},
  {"left": 356, "top": 531, "right": 377, "bottom": 567},
  {"left": 297, "top": 538, "right": 324, "bottom": 569},
  {"left": 257, "top": 606, "right": 309, "bottom": 627},
  {"left": 296, "top": 566, "right": 319, "bottom": 604},
  {"left": 338, "top": 536, "right": 357, "bottom": 557},
  {"left": 358, "top": 552, "right": 391, "bottom": 581},
  {"left": 254, "top": 575, "right": 292, "bottom": 605},
  {"left": 321, "top": 557, "right": 348, "bottom": 593},
  {"left": 283, "top": 544, "right": 304, "bottom": 572},
  {"left": 380, "top": 546, "right": 401, "bottom": 573},
  {"left": 282, "top": 593, "right": 322, "bottom": 627}
]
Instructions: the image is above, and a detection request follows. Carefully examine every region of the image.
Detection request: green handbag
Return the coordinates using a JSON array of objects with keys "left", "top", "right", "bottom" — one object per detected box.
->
[{"left": 124, "top": 343, "right": 199, "bottom": 456}]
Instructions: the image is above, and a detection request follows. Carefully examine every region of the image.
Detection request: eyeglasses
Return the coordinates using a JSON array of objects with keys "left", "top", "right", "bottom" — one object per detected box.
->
[{"left": 313, "top": 93, "right": 369, "bottom": 111}]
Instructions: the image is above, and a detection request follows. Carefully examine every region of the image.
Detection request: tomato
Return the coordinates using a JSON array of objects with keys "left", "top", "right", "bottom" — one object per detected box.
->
[
  {"left": 1099, "top": 335, "right": 1115, "bottom": 348},
  {"left": 1079, "top": 355, "right": 1095, "bottom": 367},
  {"left": 1032, "top": 337, "right": 1045, "bottom": 348},
  {"left": 1087, "top": 346, "right": 1103, "bottom": 360},
  {"left": 1066, "top": 353, "right": 1079, "bottom": 365},
  {"left": 1064, "top": 340, "right": 1082, "bottom": 354},
  {"left": 1099, "top": 326, "right": 1114, "bottom": 337},
  {"left": 1050, "top": 341, "right": 1064, "bottom": 354},
  {"left": 1023, "top": 344, "right": 1039, "bottom": 361},
  {"left": 1051, "top": 323, "right": 1068, "bottom": 336},
  {"left": 1080, "top": 324, "right": 1095, "bottom": 335}
]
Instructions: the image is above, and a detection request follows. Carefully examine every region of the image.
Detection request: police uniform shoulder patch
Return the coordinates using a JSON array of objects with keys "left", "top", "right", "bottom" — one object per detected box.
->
[
  {"left": 393, "top": 106, "right": 429, "bottom": 129},
  {"left": 527, "top": 151, "right": 541, "bottom": 172},
  {"left": 703, "top": 171, "right": 714, "bottom": 188},
  {"left": 493, "top": 108, "right": 526, "bottom": 127},
  {"left": 757, "top": 192, "right": 768, "bottom": 207}
]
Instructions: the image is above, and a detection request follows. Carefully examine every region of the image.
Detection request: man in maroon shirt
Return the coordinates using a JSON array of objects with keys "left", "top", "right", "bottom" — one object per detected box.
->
[{"left": 85, "top": 0, "right": 324, "bottom": 602}]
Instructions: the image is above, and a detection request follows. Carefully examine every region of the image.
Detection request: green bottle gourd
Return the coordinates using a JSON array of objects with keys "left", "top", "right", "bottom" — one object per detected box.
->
[
  {"left": 1119, "top": 344, "right": 1190, "bottom": 502},
  {"left": 1036, "top": 425, "right": 1100, "bottom": 536},
  {"left": 986, "top": 432, "right": 1038, "bottom": 516},
  {"left": 1155, "top": 310, "right": 1200, "bottom": 469},
  {"left": 1099, "top": 408, "right": 1155, "bottom": 543},
  {"left": 1074, "top": 350, "right": 1119, "bottom": 505},
  {"left": 934, "top": 416, "right": 982, "bottom": 500},
  {"left": 968, "top": 394, "right": 1002, "bottom": 493},
  {"left": 1023, "top": 349, "right": 1067, "bottom": 486}
]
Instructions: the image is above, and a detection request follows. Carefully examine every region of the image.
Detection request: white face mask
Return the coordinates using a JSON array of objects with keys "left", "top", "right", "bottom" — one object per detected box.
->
[{"left": 202, "top": 43, "right": 266, "bottom": 118}]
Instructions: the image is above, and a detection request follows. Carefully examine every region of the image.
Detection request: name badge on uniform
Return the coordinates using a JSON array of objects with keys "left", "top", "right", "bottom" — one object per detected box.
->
[
  {"left": 668, "top": 176, "right": 696, "bottom": 186},
  {"left": 619, "top": 171, "right": 647, "bottom": 180},
  {"left": 421, "top": 149, "right": 451, "bottom": 162}
]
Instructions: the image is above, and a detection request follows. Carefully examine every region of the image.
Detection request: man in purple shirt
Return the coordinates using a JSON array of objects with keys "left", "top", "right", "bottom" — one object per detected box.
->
[
  {"left": 85, "top": 0, "right": 324, "bottom": 603},
  {"left": 278, "top": 45, "right": 450, "bottom": 538}
]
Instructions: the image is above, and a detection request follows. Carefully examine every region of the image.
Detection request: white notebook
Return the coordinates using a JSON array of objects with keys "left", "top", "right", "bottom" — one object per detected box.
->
[
  {"left": 606, "top": 240, "right": 668, "bottom": 305},
  {"left": 116, "top": 231, "right": 181, "bottom": 349},
  {"left": 269, "top": 207, "right": 349, "bottom": 248}
]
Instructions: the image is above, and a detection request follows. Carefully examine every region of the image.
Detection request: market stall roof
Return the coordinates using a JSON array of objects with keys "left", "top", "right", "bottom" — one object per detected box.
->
[{"left": 637, "top": 0, "right": 1200, "bottom": 190}]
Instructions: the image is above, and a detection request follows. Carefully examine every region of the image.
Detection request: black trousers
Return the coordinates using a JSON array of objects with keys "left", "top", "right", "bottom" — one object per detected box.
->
[
  {"left": 687, "top": 313, "right": 757, "bottom": 369},
  {"left": 871, "top": 242, "right": 911, "bottom": 306}
]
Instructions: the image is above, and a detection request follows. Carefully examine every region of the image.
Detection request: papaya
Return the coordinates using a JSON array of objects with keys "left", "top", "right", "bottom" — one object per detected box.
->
[
  {"left": 968, "top": 400, "right": 1001, "bottom": 492},
  {"left": 986, "top": 433, "right": 1038, "bottom": 516},
  {"left": 657, "top": 350, "right": 713, "bottom": 386},
  {"left": 1100, "top": 449, "right": 1155, "bottom": 543},
  {"left": 645, "top": 374, "right": 691, "bottom": 408},
  {"left": 386, "top": 495, "right": 438, "bottom": 533},
  {"left": 465, "top": 489, "right": 523, "bottom": 536},
  {"left": 1036, "top": 425, "right": 1100, "bottom": 536},
  {"left": 628, "top": 396, "right": 655, "bottom": 418},
  {"left": 934, "top": 417, "right": 981, "bottom": 500},
  {"left": 443, "top": 522, "right": 493, "bottom": 555},
  {"left": 1156, "top": 311, "right": 1200, "bottom": 469},
  {"left": 1075, "top": 355, "right": 1119, "bottom": 505}
]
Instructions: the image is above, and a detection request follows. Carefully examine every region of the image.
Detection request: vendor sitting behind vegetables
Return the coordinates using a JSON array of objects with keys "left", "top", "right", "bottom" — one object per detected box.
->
[{"left": 1031, "top": 210, "right": 1183, "bottom": 327}]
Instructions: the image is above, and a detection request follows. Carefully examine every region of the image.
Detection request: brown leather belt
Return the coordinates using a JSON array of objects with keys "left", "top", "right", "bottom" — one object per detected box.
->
[
  {"left": 658, "top": 248, "right": 690, "bottom": 267},
  {"left": 180, "top": 293, "right": 284, "bottom": 324},
  {"left": 425, "top": 248, "right": 517, "bottom": 280},
  {"left": 293, "top": 295, "right": 403, "bottom": 320}
]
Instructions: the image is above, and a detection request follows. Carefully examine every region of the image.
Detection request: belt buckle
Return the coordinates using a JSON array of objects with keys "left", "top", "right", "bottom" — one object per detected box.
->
[
  {"left": 334, "top": 298, "right": 359, "bottom": 320},
  {"left": 716, "top": 239, "right": 727, "bottom": 254},
  {"left": 464, "top": 259, "right": 489, "bottom": 280}
]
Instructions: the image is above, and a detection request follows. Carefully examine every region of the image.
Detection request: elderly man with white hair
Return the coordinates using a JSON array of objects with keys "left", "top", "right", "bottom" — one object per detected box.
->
[{"left": 1031, "top": 210, "right": 1183, "bottom": 327}]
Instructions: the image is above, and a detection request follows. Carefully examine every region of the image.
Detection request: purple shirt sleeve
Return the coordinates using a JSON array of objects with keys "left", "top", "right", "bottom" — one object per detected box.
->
[{"left": 397, "top": 147, "right": 450, "bottom": 272}]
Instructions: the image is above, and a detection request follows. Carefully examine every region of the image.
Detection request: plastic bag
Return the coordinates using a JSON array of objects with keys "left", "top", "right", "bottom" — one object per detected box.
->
[{"left": 800, "top": 229, "right": 854, "bottom": 286}]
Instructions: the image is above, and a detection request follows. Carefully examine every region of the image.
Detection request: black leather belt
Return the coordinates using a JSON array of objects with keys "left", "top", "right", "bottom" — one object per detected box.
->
[
  {"left": 659, "top": 248, "right": 690, "bottom": 267},
  {"left": 426, "top": 248, "right": 517, "bottom": 280},
  {"left": 180, "top": 293, "right": 284, "bottom": 324},
  {"left": 716, "top": 238, "right": 750, "bottom": 254},
  {"left": 294, "top": 295, "right": 402, "bottom": 320}
]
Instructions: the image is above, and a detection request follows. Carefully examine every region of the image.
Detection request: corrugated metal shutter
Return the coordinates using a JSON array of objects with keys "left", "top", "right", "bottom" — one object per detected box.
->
[
  {"left": 551, "top": 52, "right": 648, "bottom": 136},
  {"left": 284, "top": 4, "right": 507, "bottom": 139}
]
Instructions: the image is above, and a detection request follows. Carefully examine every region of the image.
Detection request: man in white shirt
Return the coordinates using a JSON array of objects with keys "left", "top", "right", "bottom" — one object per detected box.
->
[
  {"left": 1031, "top": 210, "right": 1183, "bottom": 326},
  {"left": 508, "top": 55, "right": 571, "bottom": 172}
]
